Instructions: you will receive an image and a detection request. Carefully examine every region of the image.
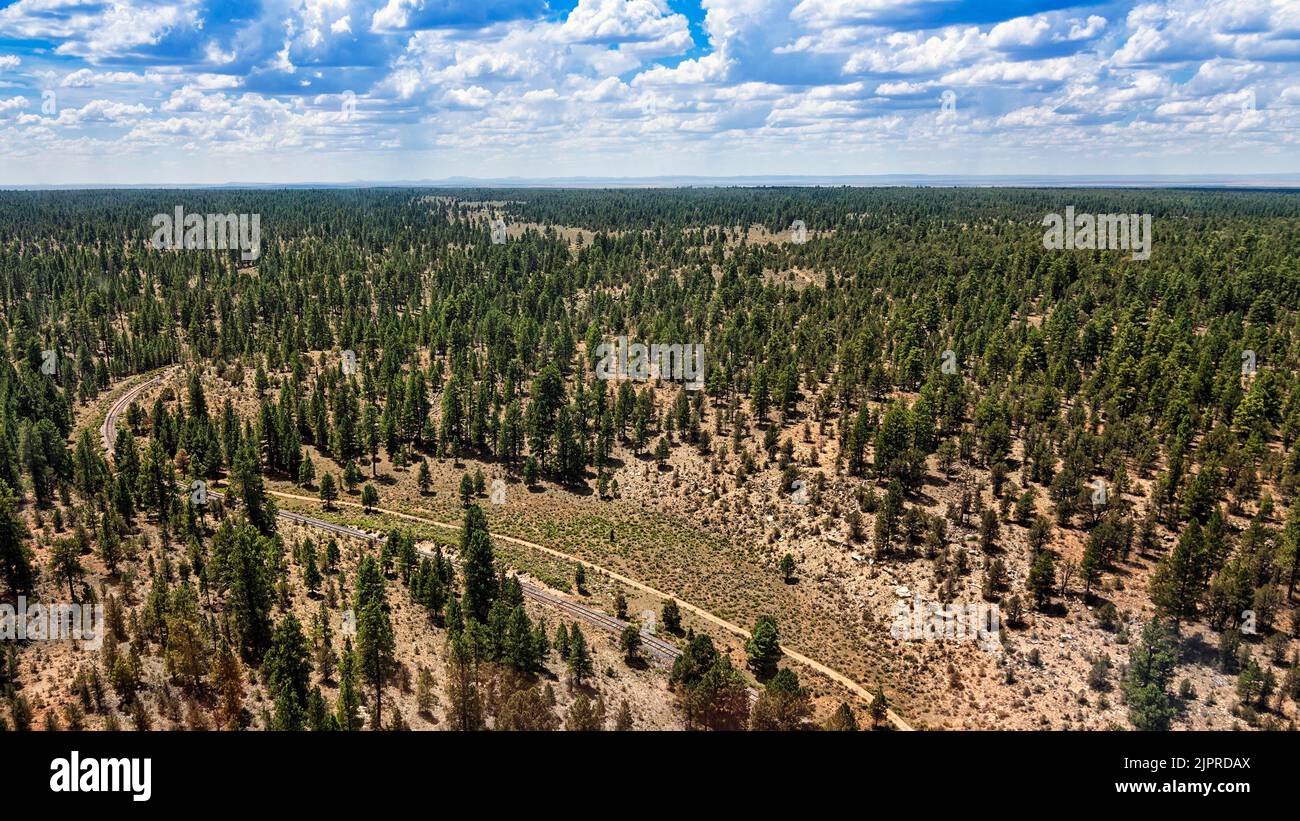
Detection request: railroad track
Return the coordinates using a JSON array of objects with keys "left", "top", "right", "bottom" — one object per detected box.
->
[
  {"left": 100, "top": 370, "right": 911, "bottom": 726},
  {"left": 99, "top": 371, "right": 679, "bottom": 666},
  {"left": 100, "top": 371, "right": 167, "bottom": 452},
  {"left": 220, "top": 490, "right": 681, "bottom": 665}
]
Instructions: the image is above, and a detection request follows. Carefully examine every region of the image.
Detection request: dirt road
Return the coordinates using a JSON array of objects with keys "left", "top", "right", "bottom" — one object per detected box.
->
[{"left": 100, "top": 368, "right": 910, "bottom": 729}]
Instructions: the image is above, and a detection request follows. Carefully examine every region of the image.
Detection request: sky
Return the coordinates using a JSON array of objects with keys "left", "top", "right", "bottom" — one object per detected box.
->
[{"left": 0, "top": 0, "right": 1298, "bottom": 184}]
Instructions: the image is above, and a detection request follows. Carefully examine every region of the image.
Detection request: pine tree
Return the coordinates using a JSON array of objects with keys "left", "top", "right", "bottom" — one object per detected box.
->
[
  {"left": 461, "top": 506, "right": 497, "bottom": 623},
  {"left": 360, "top": 483, "right": 379, "bottom": 512},
  {"left": 298, "top": 456, "right": 315, "bottom": 488},
  {"left": 265, "top": 613, "right": 313, "bottom": 730},
  {"left": 354, "top": 555, "right": 395, "bottom": 729},
  {"left": 312, "top": 602, "right": 336, "bottom": 681},
  {"left": 49, "top": 536, "right": 84, "bottom": 602},
  {"left": 72, "top": 428, "right": 106, "bottom": 501},
  {"left": 567, "top": 625, "right": 593, "bottom": 683},
  {"left": 446, "top": 634, "right": 484, "bottom": 731},
  {"left": 306, "top": 686, "right": 330, "bottom": 731},
  {"left": 336, "top": 637, "right": 362, "bottom": 731},
  {"left": 869, "top": 686, "right": 889, "bottom": 729},
  {"left": 415, "top": 665, "right": 436, "bottom": 715},
  {"left": 364, "top": 403, "right": 380, "bottom": 477},
  {"left": 1027, "top": 550, "right": 1056, "bottom": 610},
  {"left": 212, "top": 520, "right": 275, "bottom": 661},
  {"left": 564, "top": 693, "right": 603, "bottom": 731},
  {"left": 745, "top": 614, "right": 781, "bottom": 678},
  {"left": 232, "top": 433, "right": 276, "bottom": 534},
  {"left": 303, "top": 547, "right": 322, "bottom": 594},
  {"left": 620, "top": 625, "right": 641, "bottom": 663},
  {"left": 824, "top": 701, "right": 858, "bottom": 731},
  {"left": 749, "top": 667, "right": 811, "bottom": 730},
  {"left": 214, "top": 639, "right": 244, "bottom": 729},
  {"left": 554, "top": 622, "right": 570, "bottom": 659},
  {"left": 319, "top": 472, "right": 337, "bottom": 509},
  {"left": 1150, "top": 520, "right": 1208, "bottom": 626},
  {"left": 1123, "top": 619, "right": 1179, "bottom": 731},
  {"left": 661, "top": 599, "right": 682, "bottom": 633}
]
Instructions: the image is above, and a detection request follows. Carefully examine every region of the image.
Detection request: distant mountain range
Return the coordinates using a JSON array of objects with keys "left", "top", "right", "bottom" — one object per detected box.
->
[{"left": 7, "top": 174, "right": 1300, "bottom": 190}]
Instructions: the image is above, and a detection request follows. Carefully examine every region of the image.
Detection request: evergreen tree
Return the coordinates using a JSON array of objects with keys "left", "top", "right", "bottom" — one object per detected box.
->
[
  {"left": 336, "top": 637, "right": 362, "bottom": 731},
  {"left": 319, "top": 472, "right": 337, "bottom": 509},
  {"left": 1123, "top": 619, "right": 1180, "bottom": 731},
  {"left": 745, "top": 614, "right": 781, "bottom": 678},
  {"left": 360, "top": 483, "right": 379, "bottom": 512},
  {"left": 353, "top": 555, "right": 395, "bottom": 729},
  {"left": 232, "top": 434, "right": 276, "bottom": 534},
  {"left": 265, "top": 614, "right": 313, "bottom": 730},
  {"left": 1150, "top": 521, "right": 1208, "bottom": 626},
  {"left": 567, "top": 624, "right": 594, "bottom": 683},
  {"left": 824, "top": 702, "right": 858, "bottom": 731},
  {"left": 461, "top": 506, "right": 497, "bottom": 623},
  {"left": 1027, "top": 550, "right": 1056, "bottom": 610},
  {"left": 212, "top": 520, "right": 275, "bottom": 661}
]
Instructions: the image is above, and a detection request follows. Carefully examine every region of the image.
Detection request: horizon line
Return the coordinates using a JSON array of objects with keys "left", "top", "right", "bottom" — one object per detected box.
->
[{"left": 6, "top": 173, "right": 1300, "bottom": 191}]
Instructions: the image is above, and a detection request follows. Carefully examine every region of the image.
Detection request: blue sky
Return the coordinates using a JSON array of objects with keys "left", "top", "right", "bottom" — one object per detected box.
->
[{"left": 1, "top": 0, "right": 1298, "bottom": 184}]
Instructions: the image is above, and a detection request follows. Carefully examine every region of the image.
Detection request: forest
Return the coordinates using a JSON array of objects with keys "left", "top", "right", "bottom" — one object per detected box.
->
[{"left": 1, "top": 186, "right": 1298, "bottom": 731}]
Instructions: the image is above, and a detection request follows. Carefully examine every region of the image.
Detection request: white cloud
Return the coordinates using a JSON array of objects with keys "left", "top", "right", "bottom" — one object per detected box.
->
[
  {"left": 0, "top": 0, "right": 204, "bottom": 60},
  {"left": 1, "top": 0, "right": 1299, "bottom": 180},
  {"left": 60, "top": 69, "right": 166, "bottom": 87},
  {"left": 0, "top": 95, "right": 29, "bottom": 116},
  {"left": 942, "top": 56, "right": 1093, "bottom": 86},
  {"left": 988, "top": 16, "right": 1053, "bottom": 50}
]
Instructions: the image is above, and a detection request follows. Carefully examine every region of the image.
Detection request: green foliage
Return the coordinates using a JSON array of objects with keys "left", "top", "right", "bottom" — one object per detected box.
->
[
  {"left": 1123, "top": 619, "right": 1180, "bottom": 731},
  {"left": 265, "top": 614, "right": 313, "bottom": 730},
  {"left": 745, "top": 614, "right": 781, "bottom": 678}
]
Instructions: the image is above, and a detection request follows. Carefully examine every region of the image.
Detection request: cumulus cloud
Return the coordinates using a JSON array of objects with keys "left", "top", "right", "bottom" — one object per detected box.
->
[{"left": 0, "top": 0, "right": 1296, "bottom": 180}]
